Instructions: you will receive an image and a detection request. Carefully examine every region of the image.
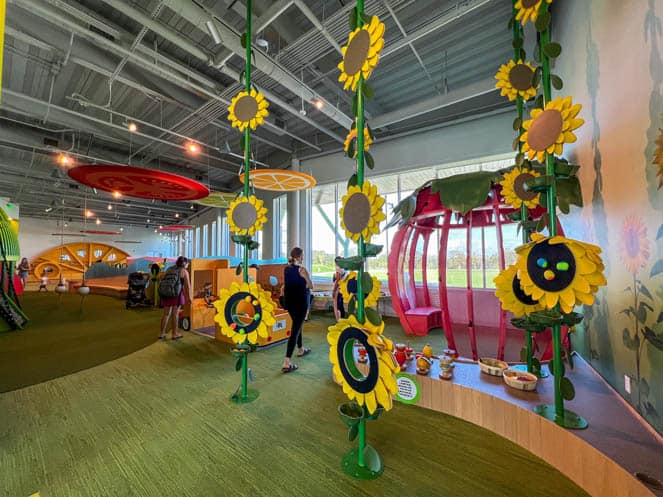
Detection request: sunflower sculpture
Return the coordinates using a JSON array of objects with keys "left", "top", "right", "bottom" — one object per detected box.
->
[
  {"left": 500, "top": 168, "right": 541, "bottom": 209},
  {"left": 494, "top": 265, "right": 543, "bottom": 317},
  {"left": 338, "top": 15, "right": 385, "bottom": 91},
  {"left": 339, "top": 271, "right": 381, "bottom": 307},
  {"left": 328, "top": 315, "right": 399, "bottom": 414},
  {"left": 515, "top": 0, "right": 553, "bottom": 25},
  {"left": 214, "top": 281, "right": 276, "bottom": 344},
  {"left": 654, "top": 125, "right": 663, "bottom": 189},
  {"left": 515, "top": 233, "right": 606, "bottom": 314},
  {"left": 620, "top": 215, "right": 650, "bottom": 275},
  {"left": 494, "top": 60, "right": 538, "bottom": 102},
  {"left": 226, "top": 195, "right": 268, "bottom": 236},
  {"left": 227, "top": 89, "right": 270, "bottom": 132},
  {"left": 520, "top": 96, "right": 584, "bottom": 162},
  {"left": 344, "top": 127, "right": 373, "bottom": 157},
  {"left": 340, "top": 181, "right": 386, "bottom": 243}
]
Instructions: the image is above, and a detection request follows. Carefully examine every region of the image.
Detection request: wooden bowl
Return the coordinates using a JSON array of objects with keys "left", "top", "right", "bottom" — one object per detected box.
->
[
  {"left": 503, "top": 369, "right": 538, "bottom": 391},
  {"left": 478, "top": 357, "right": 508, "bottom": 377}
]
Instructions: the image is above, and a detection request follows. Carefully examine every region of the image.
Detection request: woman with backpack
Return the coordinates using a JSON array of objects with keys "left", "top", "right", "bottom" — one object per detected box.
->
[{"left": 158, "top": 256, "right": 192, "bottom": 340}]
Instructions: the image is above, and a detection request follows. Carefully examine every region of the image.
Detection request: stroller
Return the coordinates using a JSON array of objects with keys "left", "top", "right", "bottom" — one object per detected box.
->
[{"left": 126, "top": 272, "right": 151, "bottom": 309}]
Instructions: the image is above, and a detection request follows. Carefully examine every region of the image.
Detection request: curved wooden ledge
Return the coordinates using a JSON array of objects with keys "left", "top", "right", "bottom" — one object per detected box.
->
[{"left": 398, "top": 359, "right": 659, "bottom": 497}]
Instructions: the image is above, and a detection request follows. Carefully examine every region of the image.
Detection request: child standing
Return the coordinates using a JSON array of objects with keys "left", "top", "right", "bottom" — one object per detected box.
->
[{"left": 38, "top": 271, "right": 48, "bottom": 292}]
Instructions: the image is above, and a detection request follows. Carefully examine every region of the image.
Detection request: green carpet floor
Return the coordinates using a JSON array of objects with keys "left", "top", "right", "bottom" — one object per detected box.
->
[{"left": 0, "top": 295, "right": 589, "bottom": 497}]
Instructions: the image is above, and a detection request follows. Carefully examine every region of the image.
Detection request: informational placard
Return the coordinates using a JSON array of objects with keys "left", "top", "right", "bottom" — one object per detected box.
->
[{"left": 395, "top": 373, "right": 421, "bottom": 404}]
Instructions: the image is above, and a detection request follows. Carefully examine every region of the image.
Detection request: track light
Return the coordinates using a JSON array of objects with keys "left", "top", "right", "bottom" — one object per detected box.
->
[
  {"left": 113, "top": 191, "right": 121, "bottom": 198},
  {"left": 107, "top": 204, "right": 113, "bottom": 210},
  {"left": 57, "top": 153, "right": 72, "bottom": 167},
  {"left": 127, "top": 122, "right": 137, "bottom": 133},
  {"left": 175, "top": 213, "right": 180, "bottom": 218},
  {"left": 85, "top": 210, "right": 94, "bottom": 218},
  {"left": 312, "top": 98, "right": 324, "bottom": 110},
  {"left": 96, "top": 218, "right": 101, "bottom": 225},
  {"left": 186, "top": 142, "right": 200, "bottom": 155}
]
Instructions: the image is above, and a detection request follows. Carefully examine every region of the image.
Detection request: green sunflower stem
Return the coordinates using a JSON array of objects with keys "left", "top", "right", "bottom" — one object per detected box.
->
[
  {"left": 539, "top": 2, "right": 564, "bottom": 422},
  {"left": 525, "top": 330, "right": 533, "bottom": 372},
  {"left": 355, "top": 0, "right": 366, "bottom": 324},
  {"left": 242, "top": 0, "right": 252, "bottom": 285},
  {"left": 358, "top": 417, "right": 366, "bottom": 467},
  {"left": 242, "top": 349, "right": 248, "bottom": 398}
]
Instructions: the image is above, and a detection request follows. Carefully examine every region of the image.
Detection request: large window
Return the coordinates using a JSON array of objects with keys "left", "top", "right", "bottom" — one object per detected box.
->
[{"left": 273, "top": 194, "right": 288, "bottom": 259}]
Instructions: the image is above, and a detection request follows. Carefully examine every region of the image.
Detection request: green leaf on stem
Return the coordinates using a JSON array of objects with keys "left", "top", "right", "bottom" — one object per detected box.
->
[
  {"left": 561, "top": 377, "right": 575, "bottom": 400},
  {"left": 348, "top": 296, "right": 356, "bottom": 315},
  {"left": 551, "top": 74, "right": 564, "bottom": 90},
  {"left": 240, "top": 32, "right": 248, "bottom": 48},
  {"left": 347, "top": 139, "right": 355, "bottom": 159},
  {"left": 347, "top": 173, "right": 358, "bottom": 189},
  {"left": 513, "top": 38, "right": 523, "bottom": 50},
  {"left": 535, "top": 11, "right": 551, "bottom": 32},
  {"left": 365, "top": 152, "right": 375, "bottom": 170},
  {"left": 348, "top": 424, "right": 359, "bottom": 441},
  {"left": 235, "top": 357, "right": 243, "bottom": 371},
  {"left": 235, "top": 263, "right": 242, "bottom": 275},
  {"left": 335, "top": 256, "right": 364, "bottom": 271},
  {"left": 360, "top": 13, "right": 372, "bottom": 25},
  {"left": 513, "top": 117, "right": 522, "bottom": 131},
  {"left": 543, "top": 42, "right": 562, "bottom": 58},
  {"left": 362, "top": 82, "right": 374, "bottom": 99},
  {"left": 365, "top": 307, "right": 382, "bottom": 326},
  {"left": 364, "top": 244, "right": 383, "bottom": 257},
  {"left": 520, "top": 346, "right": 528, "bottom": 362},
  {"left": 361, "top": 271, "right": 373, "bottom": 294},
  {"left": 349, "top": 9, "right": 357, "bottom": 29}
]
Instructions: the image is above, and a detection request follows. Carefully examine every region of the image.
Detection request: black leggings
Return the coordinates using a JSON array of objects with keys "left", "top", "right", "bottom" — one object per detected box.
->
[{"left": 286, "top": 306, "right": 307, "bottom": 358}]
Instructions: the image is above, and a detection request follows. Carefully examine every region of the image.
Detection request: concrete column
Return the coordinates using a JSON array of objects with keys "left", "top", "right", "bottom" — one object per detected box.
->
[{"left": 287, "top": 158, "right": 301, "bottom": 255}]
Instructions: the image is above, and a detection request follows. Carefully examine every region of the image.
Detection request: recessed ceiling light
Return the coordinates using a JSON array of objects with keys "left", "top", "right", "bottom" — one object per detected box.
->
[{"left": 127, "top": 122, "right": 137, "bottom": 133}]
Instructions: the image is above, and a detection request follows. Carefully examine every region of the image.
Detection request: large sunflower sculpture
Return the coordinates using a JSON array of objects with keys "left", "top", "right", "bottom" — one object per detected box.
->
[
  {"left": 339, "top": 271, "right": 381, "bottom": 307},
  {"left": 344, "top": 127, "right": 373, "bottom": 157},
  {"left": 620, "top": 215, "right": 650, "bottom": 275},
  {"left": 227, "top": 89, "right": 270, "bottom": 132},
  {"left": 328, "top": 315, "right": 399, "bottom": 414},
  {"left": 500, "top": 168, "right": 541, "bottom": 209},
  {"left": 515, "top": 233, "right": 606, "bottom": 314},
  {"left": 515, "top": 0, "right": 553, "bottom": 25},
  {"left": 520, "top": 96, "right": 584, "bottom": 162},
  {"left": 214, "top": 281, "right": 276, "bottom": 344},
  {"left": 494, "top": 59, "right": 538, "bottom": 102},
  {"left": 226, "top": 195, "right": 268, "bottom": 236},
  {"left": 339, "top": 180, "right": 386, "bottom": 243},
  {"left": 654, "top": 125, "right": 663, "bottom": 189},
  {"left": 338, "top": 15, "right": 385, "bottom": 91},
  {"left": 494, "top": 264, "right": 543, "bottom": 317}
]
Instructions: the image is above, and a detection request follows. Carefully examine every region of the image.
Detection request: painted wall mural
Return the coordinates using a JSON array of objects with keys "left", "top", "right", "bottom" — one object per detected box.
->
[{"left": 556, "top": 0, "right": 663, "bottom": 435}]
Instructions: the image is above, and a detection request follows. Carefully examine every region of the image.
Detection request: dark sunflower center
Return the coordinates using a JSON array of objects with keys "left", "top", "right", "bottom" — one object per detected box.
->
[
  {"left": 343, "top": 192, "right": 371, "bottom": 234},
  {"left": 526, "top": 240, "right": 576, "bottom": 292},
  {"left": 344, "top": 29, "right": 371, "bottom": 76},
  {"left": 527, "top": 109, "right": 563, "bottom": 151},
  {"left": 511, "top": 274, "right": 537, "bottom": 306},
  {"left": 509, "top": 64, "right": 534, "bottom": 91},
  {"left": 232, "top": 202, "right": 258, "bottom": 229},
  {"left": 337, "top": 326, "right": 379, "bottom": 393},
  {"left": 513, "top": 172, "right": 537, "bottom": 201},
  {"left": 522, "top": 0, "right": 539, "bottom": 7},
  {"left": 235, "top": 95, "right": 259, "bottom": 122}
]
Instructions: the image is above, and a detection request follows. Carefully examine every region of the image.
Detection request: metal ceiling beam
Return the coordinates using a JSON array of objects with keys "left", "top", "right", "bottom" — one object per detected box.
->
[{"left": 370, "top": 77, "right": 498, "bottom": 129}]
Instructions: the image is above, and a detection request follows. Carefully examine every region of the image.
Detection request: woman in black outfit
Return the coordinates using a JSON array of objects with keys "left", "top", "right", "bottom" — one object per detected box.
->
[{"left": 281, "top": 247, "right": 313, "bottom": 373}]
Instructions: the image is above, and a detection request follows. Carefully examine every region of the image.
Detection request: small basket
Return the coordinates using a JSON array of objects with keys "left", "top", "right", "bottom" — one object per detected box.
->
[
  {"left": 503, "top": 369, "right": 538, "bottom": 391},
  {"left": 478, "top": 357, "right": 508, "bottom": 377}
]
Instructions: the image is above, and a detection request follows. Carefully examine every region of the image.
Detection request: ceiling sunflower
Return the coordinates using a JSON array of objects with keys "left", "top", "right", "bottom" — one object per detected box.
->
[
  {"left": 344, "top": 127, "right": 373, "bottom": 157},
  {"left": 494, "top": 264, "right": 543, "bottom": 317},
  {"left": 620, "top": 215, "right": 650, "bottom": 275},
  {"left": 494, "top": 59, "right": 538, "bottom": 102},
  {"left": 214, "top": 281, "right": 276, "bottom": 344},
  {"left": 338, "top": 15, "right": 385, "bottom": 91},
  {"left": 515, "top": 0, "right": 553, "bottom": 25},
  {"left": 654, "top": 126, "right": 663, "bottom": 189},
  {"left": 500, "top": 168, "right": 541, "bottom": 209},
  {"left": 339, "top": 271, "right": 381, "bottom": 307},
  {"left": 520, "top": 96, "right": 584, "bottom": 162},
  {"left": 328, "top": 315, "right": 399, "bottom": 414},
  {"left": 340, "top": 180, "right": 386, "bottom": 243},
  {"left": 515, "top": 233, "right": 606, "bottom": 314},
  {"left": 226, "top": 195, "right": 268, "bottom": 236},
  {"left": 227, "top": 89, "right": 270, "bottom": 132}
]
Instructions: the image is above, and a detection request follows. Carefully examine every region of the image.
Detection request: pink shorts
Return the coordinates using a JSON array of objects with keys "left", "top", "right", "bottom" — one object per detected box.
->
[{"left": 161, "top": 293, "right": 185, "bottom": 307}]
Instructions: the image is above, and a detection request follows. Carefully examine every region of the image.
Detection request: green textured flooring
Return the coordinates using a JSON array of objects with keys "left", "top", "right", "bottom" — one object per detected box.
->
[{"left": 0, "top": 295, "right": 589, "bottom": 497}]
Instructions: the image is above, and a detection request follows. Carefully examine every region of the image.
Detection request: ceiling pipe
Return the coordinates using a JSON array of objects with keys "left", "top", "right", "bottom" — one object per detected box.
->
[
  {"left": 96, "top": 0, "right": 344, "bottom": 142},
  {"left": 10, "top": 0, "right": 321, "bottom": 152},
  {"left": 159, "top": 0, "right": 352, "bottom": 129},
  {"left": 292, "top": 0, "right": 342, "bottom": 54}
]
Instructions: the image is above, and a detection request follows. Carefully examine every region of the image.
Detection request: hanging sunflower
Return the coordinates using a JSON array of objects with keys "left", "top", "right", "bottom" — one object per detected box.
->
[
  {"left": 653, "top": 125, "right": 663, "bottom": 189},
  {"left": 494, "top": 265, "right": 543, "bottom": 317},
  {"left": 338, "top": 15, "right": 385, "bottom": 91},
  {"left": 227, "top": 89, "right": 270, "bottom": 132},
  {"left": 339, "top": 271, "right": 381, "bottom": 307},
  {"left": 620, "top": 215, "right": 650, "bottom": 275},
  {"left": 520, "top": 96, "right": 584, "bottom": 163},
  {"left": 328, "top": 315, "right": 399, "bottom": 414},
  {"left": 515, "top": 233, "right": 606, "bottom": 314},
  {"left": 214, "top": 281, "right": 276, "bottom": 344},
  {"left": 515, "top": 0, "right": 553, "bottom": 25},
  {"left": 226, "top": 195, "right": 268, "bottom": 236},
  {"left": 494, "top": 60, "right": 538, "bottom": 102},
  {"left": 339, "top": 181, "right": 385, "bottom": 243},
  {"left": 500, "top": 167, "right": 541, "bottom": 209},
  {"left": 344, "top": 127, "right": 373, "bottom": 157}
]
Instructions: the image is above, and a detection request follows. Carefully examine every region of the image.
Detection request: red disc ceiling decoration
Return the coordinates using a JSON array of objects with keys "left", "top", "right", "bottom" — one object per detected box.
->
[
  {"left": 68, "top": 165, "right": 210, "bottom": 200},
  {"left": 80, "top": 230, "right": 122, "bottom": 235},
  {"left": 158, "top": 224, "right": 194, "bottom": 232}
]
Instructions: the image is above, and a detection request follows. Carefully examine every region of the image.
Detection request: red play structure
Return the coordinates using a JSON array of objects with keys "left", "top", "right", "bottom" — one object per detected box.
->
[{"left": 388, "top": 184, "right": 564, "bottom": 362}]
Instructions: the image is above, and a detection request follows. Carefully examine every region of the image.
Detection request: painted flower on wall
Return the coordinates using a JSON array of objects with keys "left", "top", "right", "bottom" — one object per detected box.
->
[
  {"left": 515, "top": 0, "right": 553, "bottom": 25},
  {"left": 620, "top": 215, "right": 650, "bottom": 275},
  {"left": 338, "top": 15, "right": 385, "bottom": 91},
  {"left": 520, "top": 96, "right": 584, "bottom": 162},
  {"left": 494, "top": 59, "right": 538, "bottom": 102}
]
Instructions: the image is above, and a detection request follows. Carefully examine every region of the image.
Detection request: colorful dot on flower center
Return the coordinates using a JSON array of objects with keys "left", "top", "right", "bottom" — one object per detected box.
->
[
  {"left": 537, "top": 258, "right": 548, "bottom": 268},
  {"left": 544, "top": 269, "right": 555, "bottom": 281},
  {"left": 556, "top": 261, "right": 570, "bottom": 271},
  {"left": 230, "top": 323, "right": 237, "bottom": 330},
  {"left": 254, "top": 313, "right": 261, "bottom": 321}
]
